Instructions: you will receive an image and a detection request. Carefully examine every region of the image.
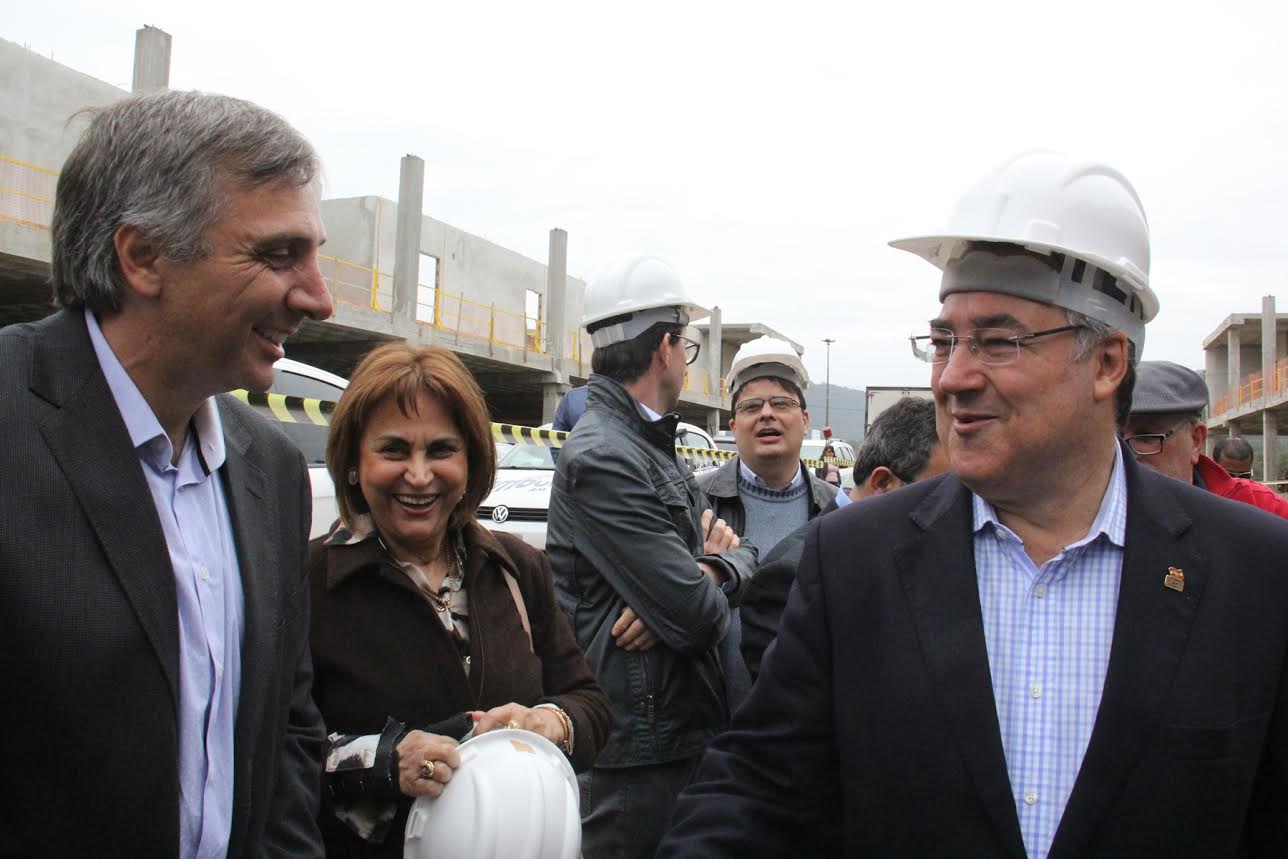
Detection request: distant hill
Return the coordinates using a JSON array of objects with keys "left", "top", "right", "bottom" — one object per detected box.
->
[{"left": 810, "top": 383, "right": 866, "bottom": 444}]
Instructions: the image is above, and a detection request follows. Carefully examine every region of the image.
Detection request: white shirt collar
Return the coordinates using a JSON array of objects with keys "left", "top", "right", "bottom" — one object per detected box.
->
[
  {"left": 738, "top": 458, "right": 805, "bottom": 491},
  {"left": 636, "top": 399, "right": 663, "bottom": 422}
]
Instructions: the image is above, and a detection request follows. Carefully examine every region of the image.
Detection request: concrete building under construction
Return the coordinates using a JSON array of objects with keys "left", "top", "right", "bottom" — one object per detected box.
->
[
  {"left": 1203, "top": 295, "right": 1288, "bottom": 485},
  {"left": 1, "top": 26, "right": 800, "bottom": 432}
]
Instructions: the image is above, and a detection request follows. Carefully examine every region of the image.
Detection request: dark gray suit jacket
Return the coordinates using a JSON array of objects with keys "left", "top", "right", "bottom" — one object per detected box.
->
[
  {"left": 0, "top": 309, "right": 325, "bottom": 857},
  {"left": 661, "top": 452, "right": 1288, "bottom": 857}
]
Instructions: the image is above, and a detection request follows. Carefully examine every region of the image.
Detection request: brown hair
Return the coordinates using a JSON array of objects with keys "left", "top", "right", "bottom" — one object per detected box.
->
[{"left": 326, "top": 342, "right": 496, "bottom": 531}]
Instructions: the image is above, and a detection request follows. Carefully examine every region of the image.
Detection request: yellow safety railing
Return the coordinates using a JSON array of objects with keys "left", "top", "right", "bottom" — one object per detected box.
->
[
  {"left": 429, "top": 287, "right": 545, "bottom": 352},
  {"left": 0, "top": 155, "right": 58, "bottom": 231},
  {"left": 318, "top": 254, "right": 392, "bottom": 314},
  {"left": 1211, "top": 356, "right": 1288, "bottom": 417}
]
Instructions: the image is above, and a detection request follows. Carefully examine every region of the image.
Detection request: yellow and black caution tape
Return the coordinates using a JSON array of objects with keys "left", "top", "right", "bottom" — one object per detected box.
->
[
  {"left": 232, "top": 390, "right": 852, "bottom": 469},
  {"left": 492, "top": 423, "right": 568, "bottom": 448},
  {"left": 230, "top": 390, "right": 335, "bottom": 425}
]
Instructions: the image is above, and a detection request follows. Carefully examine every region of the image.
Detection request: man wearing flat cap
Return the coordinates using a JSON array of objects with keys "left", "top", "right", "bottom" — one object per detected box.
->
[
  {"left": 659, "top": 152, "right": 1288, "bottom": 858},
  {"left": 1125, "top": 360, "right": 1288, "bottom": 518}
]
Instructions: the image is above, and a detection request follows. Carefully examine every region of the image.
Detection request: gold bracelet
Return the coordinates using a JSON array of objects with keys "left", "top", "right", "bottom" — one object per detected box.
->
[{"left": 539, "top": 704, "right": 574, "bottom": 756}]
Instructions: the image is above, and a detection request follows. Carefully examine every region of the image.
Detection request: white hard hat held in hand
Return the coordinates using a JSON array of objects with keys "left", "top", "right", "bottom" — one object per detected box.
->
[{"left": 404, "top": 728, "right": 580, "bottom": 859}]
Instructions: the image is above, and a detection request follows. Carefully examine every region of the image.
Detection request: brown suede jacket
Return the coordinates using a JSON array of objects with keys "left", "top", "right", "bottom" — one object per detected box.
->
[{"left": 309, "top": 520, "right": 611, "bottom": 854}]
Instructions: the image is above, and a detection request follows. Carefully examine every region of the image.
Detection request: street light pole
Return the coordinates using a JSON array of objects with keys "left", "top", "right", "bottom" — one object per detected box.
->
[{"left": 822, "top": 338, "right": 836, "bottom": 427}]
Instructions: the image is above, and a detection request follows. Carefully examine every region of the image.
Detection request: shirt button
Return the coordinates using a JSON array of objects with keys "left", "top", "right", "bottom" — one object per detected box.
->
[
  {"left": 1024, "top": 790, "right": 1038, "bottom": 806},
  {"left": 1034, "top": 584, "right": 1047, "bottom": 598},
  {"left": 1030, "top": 684, "right": 1043, "bottom": 699},
  {"left": 197, "top": 565, "right": 210, "bottom": 582}
]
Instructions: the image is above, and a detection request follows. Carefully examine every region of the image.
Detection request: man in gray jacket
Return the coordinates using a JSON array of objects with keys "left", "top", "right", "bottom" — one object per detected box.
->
[
  {"left": 696, "top": 335, "right": 837, "bottom": 709},
  {"left": 546, "top": 256, "right": 757, "bottom": 858}
]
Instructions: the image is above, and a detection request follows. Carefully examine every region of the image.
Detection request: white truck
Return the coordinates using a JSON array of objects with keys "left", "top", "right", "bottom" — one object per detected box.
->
[{"left": 865, "top": 385, "right": 934, "bottom": 435}]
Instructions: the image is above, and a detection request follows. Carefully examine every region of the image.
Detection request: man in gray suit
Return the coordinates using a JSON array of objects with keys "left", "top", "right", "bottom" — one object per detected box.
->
[{"left": 0, "top": 90, "right": 333, "bottom": 856}]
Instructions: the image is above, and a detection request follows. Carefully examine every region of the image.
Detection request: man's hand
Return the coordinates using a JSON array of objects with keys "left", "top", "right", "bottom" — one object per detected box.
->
[
  {"left": 612, "top": 606, "right": 660, "bottom": 651},
  {"left": 395, "top": 730, "right": 461, "bottom": 798},
  {"left": 702, "top": 508, "right": 740, "bottom": 555}
]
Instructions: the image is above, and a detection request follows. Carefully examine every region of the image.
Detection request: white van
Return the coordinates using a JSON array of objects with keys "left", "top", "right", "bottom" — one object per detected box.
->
[
  {"left": 478, "top": 422, "right": 718, "bottom": 549},
  {"left": 264, "top": 358, "right": 349, "bottom": 539}
]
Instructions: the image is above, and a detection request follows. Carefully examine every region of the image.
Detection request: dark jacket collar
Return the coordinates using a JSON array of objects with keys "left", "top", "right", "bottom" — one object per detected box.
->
[
  {"left": 702, "top": 455, "right": 837, "bottom": 511},
  {"left": 585, "top": 374, "right": 680, "bottom": 454}
]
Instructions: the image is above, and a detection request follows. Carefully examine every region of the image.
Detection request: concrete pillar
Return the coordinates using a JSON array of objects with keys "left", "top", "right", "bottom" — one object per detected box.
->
[
  {"left": 1262, "top": 295, "right": 1279, "bottom": 483},
  {"left": 392, "top": 155, "right": 425, "bottom": 321},
  {"left": 541, "top": 381, "right": 567, "bottom": 425},
  {"left": 706, "top": 305, "right": 723, "bottom": 401},
  {"left": 705, "top": 407, "right": 720, "bottom": 437},
  {"left": 545, "top": 229, "right": 569, "bottom": 362},
  {"left": 1205, "top": 348, "right": 1224, "bottom": 403},
  {"left": 132, "top": 26, "right": 171, "bottom": 93},
  {"left": 1264, "top": 411, "right": 1278, "bottom": 483},
  {"left": 1228, "top": 328, "right": 1242, "bottom": 401},
  {"left": 1263, "top": 296, "right": 1277, "bottom": 398}
]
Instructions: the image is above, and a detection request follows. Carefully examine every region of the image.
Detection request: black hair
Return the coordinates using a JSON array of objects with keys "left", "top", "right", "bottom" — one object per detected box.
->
[{"left": 589, "top": 319, "right": 683, "bottom": 384}]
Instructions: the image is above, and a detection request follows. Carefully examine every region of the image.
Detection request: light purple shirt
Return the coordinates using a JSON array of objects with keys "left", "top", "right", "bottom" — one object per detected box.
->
[
  {"left": 973, "top": 444, "right": 1126, "bottom": 859},
  {"left": 87, "top": 313, "right": 244, "bottom": 859}
]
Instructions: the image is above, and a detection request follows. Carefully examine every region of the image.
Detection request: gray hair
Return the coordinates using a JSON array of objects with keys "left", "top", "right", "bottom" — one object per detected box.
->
[
  {"left": 853, "top": 397, "right": 939, "bottom": 484},
  {"left": 1212, "top": 436, "right": 1253, "bottom": 462},
  {"left": 1064, "top": 308, "right": 1137, "bottom": 430},
  {"left": 51, "top": 89, "right": 320, "bottom": 314}
]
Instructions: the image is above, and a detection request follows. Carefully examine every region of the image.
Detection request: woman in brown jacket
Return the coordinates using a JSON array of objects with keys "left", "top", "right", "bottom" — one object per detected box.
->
[{"left": 309, "top": 342, "right": 610, "bottom": 857}]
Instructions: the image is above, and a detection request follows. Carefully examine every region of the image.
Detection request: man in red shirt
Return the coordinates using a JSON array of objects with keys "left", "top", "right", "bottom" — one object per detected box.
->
[{"left": 1124, "top": 360, "right": 1288, "bottom": 518}]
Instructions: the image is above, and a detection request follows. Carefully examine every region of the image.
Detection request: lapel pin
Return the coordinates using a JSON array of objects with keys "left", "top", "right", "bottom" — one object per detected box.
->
[{"left": 1163, "top": 567, "right": 1185, "bottom": 592}]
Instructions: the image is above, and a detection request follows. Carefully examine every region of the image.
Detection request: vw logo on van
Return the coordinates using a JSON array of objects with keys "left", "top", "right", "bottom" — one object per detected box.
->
[{"left": 491, "top": 505, "right": 510, "bottom": 523}]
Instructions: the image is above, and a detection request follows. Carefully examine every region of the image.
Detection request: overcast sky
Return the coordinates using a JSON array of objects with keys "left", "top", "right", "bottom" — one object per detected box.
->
[{"left": 11, "top": 1, "right": 1287, "bottom": 390}]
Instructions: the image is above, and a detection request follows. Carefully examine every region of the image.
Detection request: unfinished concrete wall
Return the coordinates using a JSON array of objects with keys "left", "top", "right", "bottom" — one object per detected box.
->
[
  {"left": 319, "top": 195, "right": 587, "bottom": 354},
  {"left": 0, "top": 38, "right": 124, "bottom": 170},
  {"left": 0, "top": 39, "right": 126, "bottom": 270}
]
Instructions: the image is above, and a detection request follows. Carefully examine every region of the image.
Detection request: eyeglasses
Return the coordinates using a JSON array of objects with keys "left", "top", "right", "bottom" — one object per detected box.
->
[
  {"left": 673, "top": 334, "right": 701, "bottom": 366},
  {"left": 1226, "top": 468, "right": 1254, "bottom": 479},
  {"left": 909, "top": 325, "right": 1081, "bottom": 365},
  {"left": 733, "top": 396, "right": 801, "bottom": 416},
  {"left": 1123, "top": 418, "right": 1191, "bottom": 456}
]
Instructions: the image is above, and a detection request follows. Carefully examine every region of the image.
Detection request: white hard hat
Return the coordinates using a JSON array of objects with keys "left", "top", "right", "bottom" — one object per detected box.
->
[
  {"left": 581, "top": 256, "right": 710, "bottom": 348},
  {"left": 890, "top": 151, "right": 1156, "bottom": 354},
  {"left": 404, "top": 729, "right": 579, "bottom": 859},
  {"left": 727, "top": 336, "right": 810, "bottom": 398}
]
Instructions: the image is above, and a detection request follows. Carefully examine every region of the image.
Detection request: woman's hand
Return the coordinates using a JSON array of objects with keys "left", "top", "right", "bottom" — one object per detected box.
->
[
  {"left": 470, "top": 702, "right": 567, "bottom": 749},
  {"left": 395, "top": 730, "right": 462, "bottom": 798}
]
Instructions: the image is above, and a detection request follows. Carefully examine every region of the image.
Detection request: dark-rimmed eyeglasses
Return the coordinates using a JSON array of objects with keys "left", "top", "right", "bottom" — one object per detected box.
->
[
  {"left": 1226, "top": 469, "right": 1254, "bottom": 479},
  {"left": 733, "top": 395, "right": 801, "bottom": 416},
  {"left": 673, "top": 334, "right": 701, "bottom": 366},
  {"left": 1123, "top": 418, "right": 1192, "bottom": 456},
  {"left": 909, "top": 325, "right": 1081, "bottom": 365}
]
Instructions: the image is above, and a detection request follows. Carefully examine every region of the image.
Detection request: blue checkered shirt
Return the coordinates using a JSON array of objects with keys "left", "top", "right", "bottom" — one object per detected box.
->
[{"left": 973, "top": 445, "right": 1126, "bottom": 859}]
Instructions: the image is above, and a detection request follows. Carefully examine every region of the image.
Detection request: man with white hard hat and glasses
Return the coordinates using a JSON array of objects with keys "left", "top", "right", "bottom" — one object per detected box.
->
[
  {"left": 546, "top": 256, "right": 757, "bottom": 858},
  {"left": 695, "top": 335, "right": 837, "bottom": 711},
  {"left": 659, "top": 152, "right": 1288, "bottom": 858}
]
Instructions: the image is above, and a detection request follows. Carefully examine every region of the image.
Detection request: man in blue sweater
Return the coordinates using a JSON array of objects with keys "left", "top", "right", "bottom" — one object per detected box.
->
[{"left": 696, "top": 336, "right": 837, "bottom": 710}]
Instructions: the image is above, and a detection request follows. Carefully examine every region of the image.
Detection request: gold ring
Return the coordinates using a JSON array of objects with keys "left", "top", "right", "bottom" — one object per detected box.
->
[
  {"left": 419, "top": 759, "right": 436, "bottom": 780},
  {"left": 506, "top": 720, "right": 520, "bottom": 730}
]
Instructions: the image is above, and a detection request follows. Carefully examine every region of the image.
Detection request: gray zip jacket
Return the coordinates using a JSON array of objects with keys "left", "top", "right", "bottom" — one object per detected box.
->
[{"left": 546, "top": 374, "right": 758, "bottom": 767}]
